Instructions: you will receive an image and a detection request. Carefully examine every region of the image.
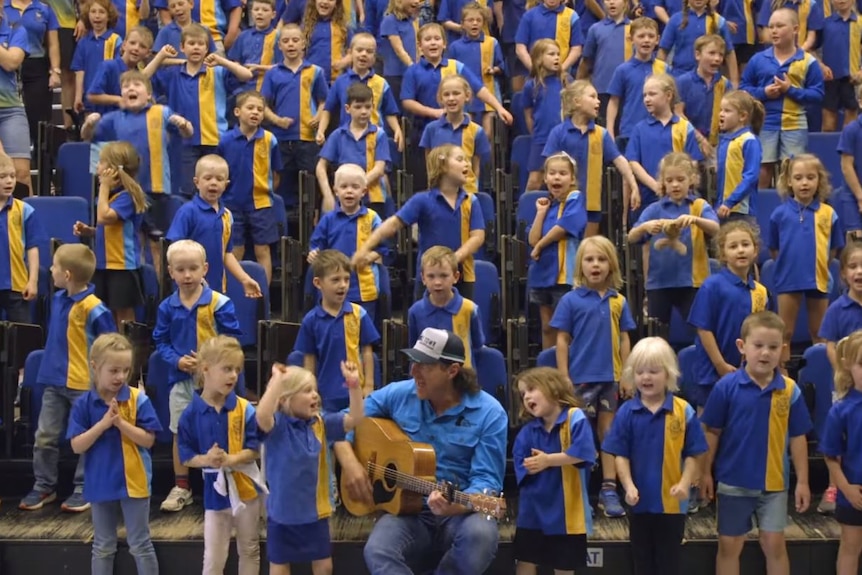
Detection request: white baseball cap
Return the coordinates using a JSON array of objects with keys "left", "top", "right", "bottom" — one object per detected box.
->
[{"left": 401, "top": 328, "right": 466, "bottom": 364}]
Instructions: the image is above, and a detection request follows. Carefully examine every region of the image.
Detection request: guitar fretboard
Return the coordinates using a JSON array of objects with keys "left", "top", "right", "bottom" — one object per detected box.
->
[{"left": 366, "top": 462, "right": 474, "bottom": 508}]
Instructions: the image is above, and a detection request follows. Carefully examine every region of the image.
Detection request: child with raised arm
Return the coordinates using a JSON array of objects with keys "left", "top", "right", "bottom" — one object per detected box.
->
[
  {"left": 513, "top": 366, "right": 597, "bottom": 575},
  {"left": 178, "top": 335, "right": 263, "bottom": 575},
  {"left": 68, "top": 333, "right": 161, "bottom": 575},
  {"left": 821, "top": 331, "right": 862, "bottom": 575},
  {"left": 256, "top": 362, "right": 363, "bottom": 575},
  {"left": 527, "top": 153, "right": 587, "bottom": 350},
  {"left": 700, "top": 311, "right": 812, "bottom": 575},
  {"left": 153, "top": 239, "right": 243, "bottom": 513},
  {"left": 550, "top": 235, "right": 637, "bottom": 519},
  {"left": 603, "top": 337, "right": 708, "bottom": 575}
]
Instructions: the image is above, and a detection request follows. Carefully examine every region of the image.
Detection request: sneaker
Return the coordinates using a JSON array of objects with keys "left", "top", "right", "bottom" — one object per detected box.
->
[
  {"left": 817, "top": 486, "right": 837, "bottom": 515},
  {"left": 160, "top": 486, "right": 193, "bottom": 512},
  {"left": 687, "top": 487, "right": 700, "bottom": 514},
  {"left": 18, "top": 490, "right": 57, "bottom": 510},
  {"left": 598, "top": 488, "right": 626, "bottom": 518},
  {"left": 61, "top": 491, "right": 90, "bottom": 513}
]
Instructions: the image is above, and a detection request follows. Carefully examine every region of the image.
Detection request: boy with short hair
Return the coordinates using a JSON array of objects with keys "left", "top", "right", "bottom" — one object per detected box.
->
[
  {"left": 87, "top": 25, "right": 154, "bottom": 113},
  {"left": 19, "top": 244, "right": 117, "bottom": 512},
  {"left": 700, "top": 310, "right": 812, "bottom": 575},
  {"left": 261, "top": 23, "right": 328, "bottom": 211},
  {"left": 294, "top": 249, "right": 380, "bottom": 410},
  {"left": 316, "top": 83, "right": 392, "bottom": 216},
  {"left": 606, "top": 17, "right": 669, "bottom": 149},
  {"left": 0, "top": 153, "right": 42, "bottom": 323},
  {"left": 154, "top": 239, "right": 243, "bottom": 512},
  {"left": 308, "top": 164, "right": 387, "bottom": 322},
  {"left": 408, "top": 245, "right": 485, "bottom": 369},
  {"left": 216, "top": 90, "right": 283, "bottom": 286},
  {"left": 317, "top": 32, "right": 403, "bottom": 149},
  {"left": 227, "top": 0, "right": 280, "bottom": 93},
  {"left": 146, "top": 24, "right": 254, "bottom": 199},
  {"left": 153, "top": 0, "right": 218, "bottom": 58},
  {"left": 81, "top": 70, "right": 194, "bottom": 265},
  {"left": 153, "top": 0, "right": 241, "bottom": 53},
  {"left": 166, "top": 154, "right": 263, "bottom": 298}
]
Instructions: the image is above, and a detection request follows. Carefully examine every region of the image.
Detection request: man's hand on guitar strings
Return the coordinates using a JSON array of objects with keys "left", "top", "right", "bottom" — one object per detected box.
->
[{"left": 428, "top": 490, "right": 466, "bottom": 517}]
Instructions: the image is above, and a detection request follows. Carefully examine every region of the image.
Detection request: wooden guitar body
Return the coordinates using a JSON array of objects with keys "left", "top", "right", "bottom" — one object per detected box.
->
[{"left": 341, "top": 418, "right": 437, "bottom": 517}]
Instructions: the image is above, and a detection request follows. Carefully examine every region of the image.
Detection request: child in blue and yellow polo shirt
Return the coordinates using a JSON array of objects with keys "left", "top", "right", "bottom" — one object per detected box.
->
[
  {"left": 178, "top": 335, "right": 262, "bottom": 575},
  {"left": 67, "top": 333, "right": 162, "bottom": 575},
  {"left": 700, "top": 311, "right": 812, "bottom": 574},
  {"left": 294, "top": 250, "right": 380, "bottom": 410},
  {"left": 20, "top": 244, "right": 117, "bottom": 513}
]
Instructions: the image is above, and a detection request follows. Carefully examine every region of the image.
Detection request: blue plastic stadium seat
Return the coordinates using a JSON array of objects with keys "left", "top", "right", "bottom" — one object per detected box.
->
[
  {"left": 515, "top": 190, "right": 546, "bottom": 240},
  {"left": 57, "top": 142, "right": 94, "bottom": 211},
  {"left": 511, "top": 135, "right": 532, "bottom": 199},
  {"left": 511, "top": 91, "right": 527, "bottom": 137},
  {"left": 537, "top": 347, "right": 556, "bottom": 367},
  {"left": 474, "top": 346, "right": 508, "bottom": 408},
  {"left": 797, "top": 343, "right": 832, "bottom": 443},
  {"left": 475, "top": 191, "right": 496, "bottom": 260},
  {"left": 24, "top": 196, "right": 88, "bottom": 263},
  {"left": 807, "top": 132, "right": 843, "bottom": 190},
  {"left": 668, "top": 307, "right": 696, "bottom": 348},
  {"left": 677, "top": 345, "right": 697, "bottom": 401},
  {"left": 754, "top": 189, "right": 782, "bottom": 264},
  {"left": 474, "top": 260, "right": 501, "bottom": 345}
]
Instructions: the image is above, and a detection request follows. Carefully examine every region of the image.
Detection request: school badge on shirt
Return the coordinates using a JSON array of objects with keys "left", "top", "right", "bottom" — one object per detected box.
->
[
  {"left": 667, "top": 414, "right": 684, "bottom": 439},
  {"left": 773, "top": 391, "right": 791, "bottom": 417}
]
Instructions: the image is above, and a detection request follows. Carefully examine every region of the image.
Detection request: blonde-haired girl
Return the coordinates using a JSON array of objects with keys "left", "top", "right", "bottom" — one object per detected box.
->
[
  {"left": 73, "top": 141, "right": 148, "bottom": 327},
  {"left": 604, "top": 336, "right": 708, "bottom": 575},
  {"left": 513, "top": 366, "right": 596, "bottom": 574},
  {"left": 769, "top": 153, "right": 844, "bottom": 359},
  {"left": 523, "top": 38, "right": 563, "bottom": 193},
  {"left": 256, "top": 362, "right": 363, "bottom": 575},
  {"left": 302, "top": 0, "right": 351, "bottom": 83},
  {"left": 550, "top": 235, "right": 636, "bottom": 518},
  {"left": 820, "top": 331, "right": 862, "bottom": 575},
  {"left": 714, "top": 89, "right": 764, "bottom": 221},
  {"left": 68, "top": 333, "right": 161, "bottom": 575},
  {"left": 379, "top": 0, "right": 420, "bottom": 100}
]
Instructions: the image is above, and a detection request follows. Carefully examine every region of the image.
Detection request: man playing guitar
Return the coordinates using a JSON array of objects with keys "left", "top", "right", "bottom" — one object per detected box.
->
[{"left": 334, "top": 328, "right": 509, "bottom": 575}]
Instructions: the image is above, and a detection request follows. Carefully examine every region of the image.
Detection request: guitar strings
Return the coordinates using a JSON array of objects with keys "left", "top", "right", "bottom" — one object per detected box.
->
[{"left": 365, "top": 462, "right": 497, "bottom": 511}]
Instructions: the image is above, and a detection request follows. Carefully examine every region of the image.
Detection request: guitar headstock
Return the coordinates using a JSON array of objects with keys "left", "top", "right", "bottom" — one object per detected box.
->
[{"left": 468, "top": 489, "right": 507, "bottom": 521}]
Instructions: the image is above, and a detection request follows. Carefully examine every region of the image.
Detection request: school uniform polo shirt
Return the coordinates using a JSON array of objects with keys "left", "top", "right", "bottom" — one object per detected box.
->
[
  {"left": 309, "top": 206, "right": 385, "bottom": 303},
  {"left": 822, "top": 12, "right": 862, "bottom": 80},
  {"left": 819, "top": 295, "right": 862, "bottom": 342},
  {"left": 720, "top": 0, "right": 758, "bottom": 45},
  {"left": 261, "top": 60, "right": 329, "bottom": 142},
  {"left": 177, "top": 392, "right": 259, "bottom": 511},
  {"left": 294, "top": 301, "right": 380, "bottom": 410},
  {"left": 716, "top": 127, "right": 761, "bottom": 215},
  {"left": 94, "top": 190, "right": 144, "bottom": 271},
  {"left": 3, "top": 0, "right": 58, "bottom": 59},
  {"left": 626, "top": 115, "right": 703, "bottom": 208},
  {"left": 360, "top": 379, "right": 508, "bottom": 494},
  {"left": 217, "top": 126, "right": 282, "bottom": 212},
  {"left": 676, "top": 70, "right": 733, "bottom": 143},
  {"left": 0, "top": 196, "right": 42, "bottom": 292},
  {"left": 819, "top": 388, "right": 862, "bottom": 509},
  {"left": 659, "top": 10, "right": 734, "bottom": 75},
  {"left": 419, "top": 115, "right": 490, "bottom": 194},
  {"left": 525, "top": 190, "right": 587, "bottom": 288},
  {"left": 93, "top": 104, "right": 180, "bottom": 195},
  {"left": 228, "top": 24, "right": 280, "bottom": 93},
  {"left": 407, "top": 288, "right": 486, "bottom": 369},
  {"left": 153, "top": 285, "right": 242, "bottom": 386},
  {"left": 768, "top": 198, "right": 843, "bottom": 293},
  {"left": 38, "top": 285, "right": 116, "bottom": 390},
  {"left": 838, "top": 117, "right": 862, "bottom": 186},
  {"left": 688, "top": 268, "right": 773, "bottom": 385},
  {"left": 0, "top": 21, "right": 29, "bottom": 108},
  {"left": 447, "top": 34, "right": 505, "bottom": 115},
  {"left": 607, "top": 56, "right": 671, "bottom": 139},
  {"left": 700, "top": 369, "right": 812, "bottom": 491},
  {"left": 514, "top": 3, "right": 583, "bottom": 63},
  {"left": 513, "top": 407, "right": 596, "bottom": 534},
  {"left": 191, "top": 0, "right": 242, "bottom": 42},
  {"left": 324, "top": 69, "right": 399, "bottom": 130},
  {"left": 633, "top": 195, "right": 718, "bottom": 290},
  {"left": 263, "top": 411, "right": 345, "bottom": 525},
  {"left": 70, "top": 30, "right": 122, "bottom": 97},
  {"left": 155, "top": 64, "right": 232, "bottom": 147},
  {"left": 603, "top": 394, "right": 708, "bottom": 514},
  {"left": 320, "top": 124, "right": 392, "bottom": 202},
  {"left": 395, "top": 187, "right": 485, "bottom": 282},
  {"left": 401, "top": 57, "right": 484, "bottom": 129},
  {"left": 549, "top": 286, "right": 637, "bottom": 383},
  {"left": 582, "top": 17, "right": 631, "bottom": 94},
  {"left": 153, "top": 21, "right": 218, "bottom": 59},
  {"left": 542, "top": 120, "right": 621, "bottom": 212},
  {"left": 522, "top": 76, "right": 563, "bottom": 145},
  {"left": 166, "top": 195, "right": 235, "bottom": 291},
  {"left": 306, "top": 20, "right": 352, "bottom": 83},
  {"left": 67, "top": 385, "right": 162, "bottom": 502},
  {"left": 379, "top": 14, "right": 418, "bottom": 77},
  {"left": 740, "top": 47, "right": 824, "bottom": 132}
]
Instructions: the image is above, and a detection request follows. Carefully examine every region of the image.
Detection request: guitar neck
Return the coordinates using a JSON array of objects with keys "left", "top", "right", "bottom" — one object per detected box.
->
[{"left": 372, "top": 464, "right": 474, "bottom": 507}]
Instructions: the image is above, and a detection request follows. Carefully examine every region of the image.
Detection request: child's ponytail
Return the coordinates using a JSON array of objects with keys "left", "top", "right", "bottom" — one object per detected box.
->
[
  {"left": 749, "top": 100, "right": 765, "bottom": 135},
  {"left": 99, "top": 141, "right": 149, "bottom": 214},
  {"left": 835, "top": 331, "right": 862, "bottom": 399}
]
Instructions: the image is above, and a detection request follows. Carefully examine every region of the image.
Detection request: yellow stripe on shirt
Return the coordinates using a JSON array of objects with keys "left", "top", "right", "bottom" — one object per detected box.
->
[
  {"left": 252, "top": 133, "right": 274, "bottom": 209},
  {"left": 451, "top": 299, "right": 474, "bottom": 368},
  {"left": 460, "top": 198, "right": 476, "bottom": 282},
  {"left": 660, "top": 397, "right": 688, "bottom": 514},
  {"left": 147, "top": 105, "right": 167, "bottom": 194},
  {"left": 690, "top": 198, "right": 709, "bottom": 287},
  {"left": 7, "top": 200, "right": 26, "bottom": 292},
  {"left": 813, "top": 204, "right": 835, "bottom": 293},
  {"left": 119, "top": 387, "right": 149, "bottom": 498},
  {"left": 228, "top": 396, "right": 258, "bottom": 500},
  {"left": 356, "top": 213, "right": 379, "bottom": 301},
  {"left": 586, "top": 127, "right": 604, "bottom": 211},
  {"left": 765, "top": 378, "right": 795, "bottom": 491},
  {"left": 560, "top": 407, "right": 588, "bottom": 534}
]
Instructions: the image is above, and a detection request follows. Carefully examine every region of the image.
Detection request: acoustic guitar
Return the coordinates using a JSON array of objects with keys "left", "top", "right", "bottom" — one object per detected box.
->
[{"left": 341, "top": 418, "right": 507, "bottom": 520}]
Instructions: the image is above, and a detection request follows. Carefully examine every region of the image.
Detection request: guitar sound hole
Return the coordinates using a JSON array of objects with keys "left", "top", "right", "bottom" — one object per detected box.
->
[{"left": 382, "top": 463, "right": 398, "bottom": 490}]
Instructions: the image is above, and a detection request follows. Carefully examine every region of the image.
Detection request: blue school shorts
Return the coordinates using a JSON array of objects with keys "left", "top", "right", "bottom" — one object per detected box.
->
[
  {"left": 716, "top": 484, "right": 788, "bottom": 536},
  {"left": 759, "top": 129, "right": 807, "bottom": 164},
  {"left": 529, "top": 284, "right": 572, "bottom": 307},
  {"left": 231, "top": 207, "right": 279, "bottom": 246},
  {"left": 267, "top": 517, "right": 332, "bottom": 564}
]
